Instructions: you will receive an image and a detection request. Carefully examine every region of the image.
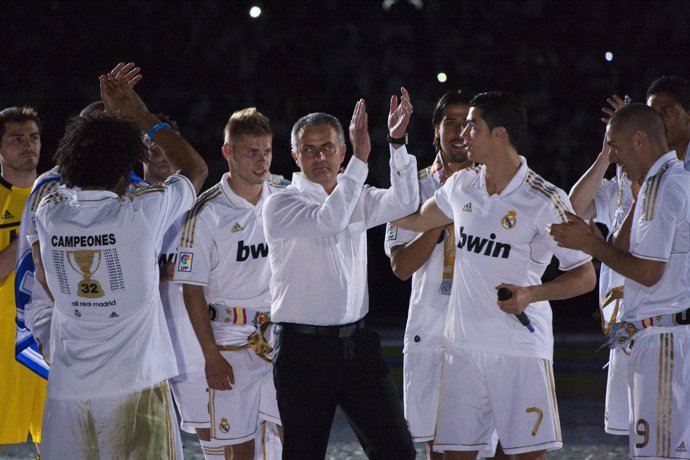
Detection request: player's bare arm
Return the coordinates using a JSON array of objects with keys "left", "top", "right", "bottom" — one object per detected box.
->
[
  {"left": 393, "top": 196, "right": 452, "bottom": 233},
  {"left": 569, "top": 136, "right": 613, "bottom": 220},
  {"left": 182, "top": 284, "right": 235, "bottom": 391},
  {"left": 550, "top": 210, "right": 665, "bottom": 287},
  {"left": 496, "top": 262, "right": 596, "bottom": 316},
  {"left": 390, "top": 227, "right": 445, "bottom": 281},
  {"left": 99, "top": 62, "right": 208, "bottom": 193}
]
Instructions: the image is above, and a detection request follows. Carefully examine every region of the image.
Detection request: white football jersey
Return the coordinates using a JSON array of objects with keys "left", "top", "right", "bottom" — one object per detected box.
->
[
  {"left": 625, "top": 153, "right": 690, "bottom": 320},
  {"left": 435, "top": 157, "right": 591, "bottom": 360},
  {"left": 384, "top": 161, "right": 448, "bottom": 352},
  {"left": 33, "top": 174, "right": 195, "bottom": 399},
  {"left": 174, "top": 174, "right": 283, "bottom": 342},
  {"left": 159, "top": 217, "right": 204, "bottom": 376},
  {"left": 594, "top": 167, "right": 632, "bottom": 321}
]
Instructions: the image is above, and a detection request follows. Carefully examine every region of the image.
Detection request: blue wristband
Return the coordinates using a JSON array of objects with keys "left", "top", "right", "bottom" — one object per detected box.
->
[{"left": 145, "top": 122, "right": 171, "bottom": 142}]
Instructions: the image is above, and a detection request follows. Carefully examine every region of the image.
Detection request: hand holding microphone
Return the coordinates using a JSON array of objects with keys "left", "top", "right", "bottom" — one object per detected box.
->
[{"left": 497, "top": 287, "right": 535, "bottom": 333}]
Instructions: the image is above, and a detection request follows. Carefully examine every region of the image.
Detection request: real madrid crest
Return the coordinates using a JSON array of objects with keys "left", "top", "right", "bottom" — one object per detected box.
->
[
  {"left": 501, "top": 210, "right": 517, "bottom": 229},
  {"left": 219, "top": 417, "right": 230, "bottom": 433}
]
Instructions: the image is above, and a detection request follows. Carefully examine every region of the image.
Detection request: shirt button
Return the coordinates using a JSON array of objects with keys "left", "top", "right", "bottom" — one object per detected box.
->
[{"left": 414, "top": 335, "right": 421, "bottom": 342}]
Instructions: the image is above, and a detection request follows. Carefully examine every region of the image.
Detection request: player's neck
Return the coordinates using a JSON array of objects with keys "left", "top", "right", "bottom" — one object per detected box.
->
[
  {"left": 144, "top": 173, "right": 165, "bottom": 185},
  {"left": 227, "top": 175, "right": 263, "bottom": 205},
  {"left": 1, "top": 166, "right": 36, "bottom": 188},
  {"left": 672, "top": 138, "right": 689, "bottom": 162},
  {"left": 483, "top": 152, "right": 521, "bottom": 196}
]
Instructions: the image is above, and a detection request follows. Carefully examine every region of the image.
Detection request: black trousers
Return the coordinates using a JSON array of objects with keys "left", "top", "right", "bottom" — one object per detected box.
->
[{"left": 273, "top": 325, "right": 416, "bottom": 460}]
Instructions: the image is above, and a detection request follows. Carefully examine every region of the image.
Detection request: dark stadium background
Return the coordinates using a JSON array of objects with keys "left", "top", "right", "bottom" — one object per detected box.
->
[{"left": 3, "top": 0, "right": 689, "bottom": 334}]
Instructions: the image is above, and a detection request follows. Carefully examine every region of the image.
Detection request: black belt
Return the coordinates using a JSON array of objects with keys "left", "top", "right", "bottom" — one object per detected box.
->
[{"left": 276, "top": 318, "right": 365, "bottom": 338}]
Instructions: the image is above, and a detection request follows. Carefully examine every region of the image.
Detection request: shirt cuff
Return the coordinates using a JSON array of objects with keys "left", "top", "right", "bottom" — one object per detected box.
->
[
  {"left": 345, "top": 156, "right": 369, "bottom": 184},
  {"left": 390, "top": 144, "right": 411, "bottom": 169}
]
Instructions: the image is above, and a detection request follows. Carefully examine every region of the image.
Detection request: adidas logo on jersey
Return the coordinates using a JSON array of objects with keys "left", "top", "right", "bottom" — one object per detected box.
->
[
  {"left": 2, "top": 210, "right": 14, "bottom": 219},
  {"left": 677, "top": 442, "right": 687, "bottom": 453},
  {"left": 463, "top": 202, "right": 472, "bottom": 212},
  {"left": 231, "top": 223, "right": 244, "bottom": 233},
  {"left": 109, "top": 312, "right": 119, "bottom": 318},
  {"left": 457, "top": 226, "right": 511, "bottom": 259}
]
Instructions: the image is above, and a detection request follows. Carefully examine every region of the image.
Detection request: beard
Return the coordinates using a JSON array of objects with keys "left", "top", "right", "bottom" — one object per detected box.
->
[{"left": 445, "top": 148, "right": 469, "bottom": 164}]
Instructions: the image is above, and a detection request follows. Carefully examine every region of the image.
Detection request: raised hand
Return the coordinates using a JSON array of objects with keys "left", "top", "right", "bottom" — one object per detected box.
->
[
  {"left": 388, "top": 87, "right": 413, "bottom": 140},
  {"left": 600, "top": 94, "right": 629, "bottom": 124},
  {"left": 99, "top": 62, "right": 150, "bottom": 120},
  {"left": 600, "top": 135, "right": 614, "bottom": 164},
  {"left": 108, "top": 61, "right": 143, "bottom": 87},
  {"left": 349, "top": 98, "right": 371, "bottom": 163}
]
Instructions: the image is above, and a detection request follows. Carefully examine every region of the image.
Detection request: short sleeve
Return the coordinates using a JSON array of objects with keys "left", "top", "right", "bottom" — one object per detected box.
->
[
  {"left": 433, "top": 173, "right": 458, "bottom": 221},
  {"left": 631, "top": 178, "right": 685, "bottom": 262},
  {"left": 173, "top": 206, "right": 214, "bottom": 286}
]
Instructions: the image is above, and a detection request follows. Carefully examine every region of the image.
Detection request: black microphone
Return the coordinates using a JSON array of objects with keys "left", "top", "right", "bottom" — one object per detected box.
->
[{"left": 497, "top": 287, "right": 535, "bottom": 333}]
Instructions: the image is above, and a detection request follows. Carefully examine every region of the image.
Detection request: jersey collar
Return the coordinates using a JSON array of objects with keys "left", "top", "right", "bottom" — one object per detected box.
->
[
  {"left": 219, "top": 172, "right": 268, "bottom": 208},
  {"left": 479, "top": 155, "right": 529, "bottom": 197},
  {"left": 644, "top": 151, "right": 680, "bottom": 182},
  {"left": 59, "top": 186, "right": 118, "bottom": 202}
]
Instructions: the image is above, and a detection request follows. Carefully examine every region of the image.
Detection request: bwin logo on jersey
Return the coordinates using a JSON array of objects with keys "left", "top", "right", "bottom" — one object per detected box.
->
[
  {"left": 457, "top": 226, "right": 511, "bottom": 259},
  {"left": 236, "top": 240, "right": 269, "bottom": 261}
]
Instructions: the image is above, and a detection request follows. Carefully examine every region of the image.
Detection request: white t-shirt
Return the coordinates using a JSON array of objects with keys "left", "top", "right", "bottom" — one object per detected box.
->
[
  {"left": 33, "top": 174, "right": 195, "bottom": 399},
  {"left": 174, "top": 174, "right": 282, "bottom": 344},
  {"left": 624, "top": 152, "right": 690, "bottom": 320},
  {"left": 435, "top": 157, "right": 591, "bottom": 360},
  {"left": 384, "top": 156, "right": 448, "bottom": 352}
]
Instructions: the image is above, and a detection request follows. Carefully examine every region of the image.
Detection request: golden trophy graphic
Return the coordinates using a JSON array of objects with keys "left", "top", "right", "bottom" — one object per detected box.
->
[{"left": 67, "top": 250, "right": 105, "bottom": 298}]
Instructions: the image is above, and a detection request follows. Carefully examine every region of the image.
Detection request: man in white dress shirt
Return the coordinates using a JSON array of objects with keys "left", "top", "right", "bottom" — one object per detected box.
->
[{"left": 263, "top": 89, "right": 419, "bottom": 459}]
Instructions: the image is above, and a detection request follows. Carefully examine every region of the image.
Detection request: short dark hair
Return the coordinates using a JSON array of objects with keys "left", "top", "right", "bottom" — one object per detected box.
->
[
  {"left": 224, "top": 107, "right": 272, "bottom": 146},
  {"left": 470, "top": 91, "right": 527, "bottom": 150},
  {"left": 0, "top": 106, "right": 42, "bottom": 138},
  {"left": 646, "top": 76, "right": 690, "bottom": 111},
  {"left": 608, "top": 103, "right": 667, "bottom": 145},
  {"left": 54, "top": 113, "right": 147, "bottom": 190},
  {"left": 291, "top": 113, "right": 344, "bottom": 152},
  {"left": 432, "top": 89, "right": 474, "bottom": 152}
]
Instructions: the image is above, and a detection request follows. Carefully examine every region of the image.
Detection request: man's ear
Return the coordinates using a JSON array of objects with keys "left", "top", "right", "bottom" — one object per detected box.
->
[
  {"left": 291, "top": 150, "right": 300, "bottom": 167},
  {"left": 221, "top": 143, "right": 234, "bottom": 162},
  {"left": 632, "top": 130, "right": 646, "bottom": 150},
  {"left": 492, "top": 126, "right": 508, "bottom": 144}
]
